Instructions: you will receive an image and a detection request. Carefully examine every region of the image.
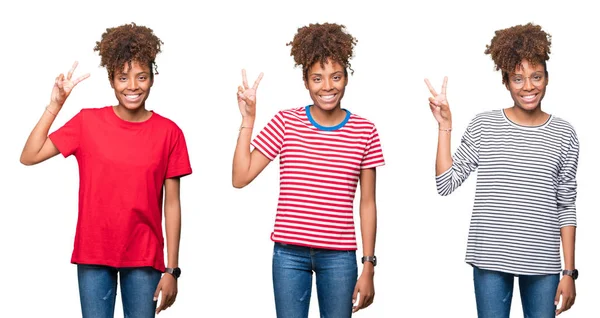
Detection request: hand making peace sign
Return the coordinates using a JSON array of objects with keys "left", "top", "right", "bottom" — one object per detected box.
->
[
  {"left": 50, "top": 61, "right": 90, "bottom": 108},
  {"left": 237, "top": 69, "right": 264, "bottom": 118},
  {"left": 424, "top": 76, "right": 452, "bottom": 128}
]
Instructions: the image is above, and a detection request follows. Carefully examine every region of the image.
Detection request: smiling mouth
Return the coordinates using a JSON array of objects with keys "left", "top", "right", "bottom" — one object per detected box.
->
[
  {"left": 520, "top": 94, "right": 538, "bottom": 102},
  {"left": 319, "top": 94, "right": 337, "bottom": 102},
  {"left": 124, "top": 94, "right": 142, "bottom": 101}
]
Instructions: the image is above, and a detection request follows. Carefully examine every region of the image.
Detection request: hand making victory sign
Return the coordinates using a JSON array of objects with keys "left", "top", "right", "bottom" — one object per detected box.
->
[
  {"left": 424, "top": 76, "right": 452, "bottom": 129},
  {"left": 237, "top": 69, "right": 264, "bottom": 119},
  {"left": 49, "top": 61, "right": 90, "bottom": 112}
]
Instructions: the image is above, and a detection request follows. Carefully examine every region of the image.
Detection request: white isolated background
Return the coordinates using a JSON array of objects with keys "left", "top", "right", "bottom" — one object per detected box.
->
[{"left": 0, "top": 0, "right": 598, "bottom": 317}]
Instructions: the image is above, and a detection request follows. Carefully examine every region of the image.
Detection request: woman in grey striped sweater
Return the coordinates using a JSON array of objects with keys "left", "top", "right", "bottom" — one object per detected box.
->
[{"left": 425, "top": 23, "right": 578, "bottom": 317}]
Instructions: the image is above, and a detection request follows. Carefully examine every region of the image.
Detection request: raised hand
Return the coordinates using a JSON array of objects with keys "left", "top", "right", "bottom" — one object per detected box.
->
[
  {"left": 237, "top": 69, "right": 263, "bottom": 118},
  {"left": 50, "top": 61, "right": 90, "bottom": 108},
  {"left": 424, "top": 77, "right": 452, "bottom": 128}
]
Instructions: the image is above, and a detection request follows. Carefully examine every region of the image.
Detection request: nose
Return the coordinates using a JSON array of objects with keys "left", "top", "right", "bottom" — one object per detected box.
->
[
  {"left": 323, "top": 78, "right": 333, "bottom": 90},
  {"left": 127, "top": 78, "right": 139, "bottom": 90},
  {"left": 522, "top": 77, "right": 534, "bottom": 90}
]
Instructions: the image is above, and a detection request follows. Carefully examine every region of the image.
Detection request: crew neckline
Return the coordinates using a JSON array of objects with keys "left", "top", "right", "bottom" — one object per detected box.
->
[
  {"left": 108, "top": 106, "right": 155, "bottom": 127},
  {"left": 305, "top": 105, "right": 351, "bottom": 131},
  {"left": 501, "top": 108, "right": 552, "bottom": 130}
]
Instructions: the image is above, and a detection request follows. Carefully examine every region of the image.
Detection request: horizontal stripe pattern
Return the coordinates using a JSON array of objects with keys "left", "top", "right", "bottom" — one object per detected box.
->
[
  {"left": 437, "top": 110, "right": 578, "bottom": 275},
  {"left": 252, "top": 107, "right": 384, "bottom": 250}
]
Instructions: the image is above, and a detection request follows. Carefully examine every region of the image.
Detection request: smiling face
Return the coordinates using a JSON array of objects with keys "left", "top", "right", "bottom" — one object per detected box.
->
[
  {"left": 505, "top": 59, "right": 548, "bottom": 112},
  {"left": 304, "top": 59, "right": 348, "bottom": 111},
  {"left": 110, "top": 60, "right": 153, "bottom": 111}
]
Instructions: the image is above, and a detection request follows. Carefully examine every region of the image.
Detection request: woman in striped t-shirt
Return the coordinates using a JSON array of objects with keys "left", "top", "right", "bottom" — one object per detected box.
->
[
  {"left": 426, "top": 23, "right": 578, "bottom": 317},
  {"left": 232, "top": 23, "right": 384, "bottom": 317}
]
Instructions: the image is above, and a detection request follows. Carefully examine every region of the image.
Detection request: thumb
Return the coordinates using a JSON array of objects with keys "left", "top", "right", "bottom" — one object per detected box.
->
[
  {"left": 154, "top": 283, "right": 161, "bottom": 302},
  {"left": 352, "top": 284, "right": 359, "bottom": 304},
  {"left": 554, "top": 287, "right": 561, "bottom": 306}
]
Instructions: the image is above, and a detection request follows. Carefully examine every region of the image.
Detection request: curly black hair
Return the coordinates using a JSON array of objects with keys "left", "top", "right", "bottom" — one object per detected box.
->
[
  {"left": 287, "top": 23, "right": 357, "bottom": 81},
  {"left": 93, "top": 22, "right": 163, "bottom": 80},
  {"left": 484, "top": 23, "right": 551, "bottom": 84}
]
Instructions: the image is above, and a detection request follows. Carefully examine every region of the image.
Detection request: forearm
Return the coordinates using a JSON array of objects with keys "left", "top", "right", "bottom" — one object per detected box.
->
[
  {"left": 560, "top": 225, "right": 576, "bottom": 270},
  {"left": 359, "top": 200, "right": 376, "bottom": 273},
  {"left": 436, "top": 125, "right": 453, "bottom": 176},
  {"left": 232, "top": 116, "right": 255, "bottom": 188},
  {"left": 164, "top": 201, "right": 181, "bottom": 268},
  {"left": 20, "top": 102, "right": 60, "bottom": 164}
]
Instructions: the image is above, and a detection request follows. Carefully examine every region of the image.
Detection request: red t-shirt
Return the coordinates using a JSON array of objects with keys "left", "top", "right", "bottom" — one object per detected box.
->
[{"left": 49, "top": 106, "right": 192, "bottom": 271}]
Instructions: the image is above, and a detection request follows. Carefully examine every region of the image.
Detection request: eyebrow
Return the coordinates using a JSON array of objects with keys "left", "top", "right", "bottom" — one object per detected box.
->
[
  {"left": 118, "top": 71, "right": 150, "bottom": 76},
  {"left": 309, "top": 71, "right": 344, "bottom": 76},
  {"left": 511, "top": 71, "right": 545, "bottom": 76}
]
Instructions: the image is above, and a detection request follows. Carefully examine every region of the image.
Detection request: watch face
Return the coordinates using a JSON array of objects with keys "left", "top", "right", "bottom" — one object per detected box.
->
[{"left": 572, "top": 270, "right": 578, "bottom": 279}]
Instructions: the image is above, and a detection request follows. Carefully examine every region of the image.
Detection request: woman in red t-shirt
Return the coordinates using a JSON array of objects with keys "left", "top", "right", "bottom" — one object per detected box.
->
[
  {"left": 20, "top": 23, "right": 191, "bottom": 317},
  {"left": 232, "top": 23, "right": 384, "bottom": 317}
]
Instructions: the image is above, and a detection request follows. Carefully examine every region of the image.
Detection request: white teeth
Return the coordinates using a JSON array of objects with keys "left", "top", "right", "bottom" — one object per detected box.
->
[
  {"left": 125, "top": 94, "right": 141, "bottom": 100},
  {"left": 320, "top": 94, "right": 336, "bottom": 101},
  {"left": 521, "top": 95, "right": 536, "bottom": 101}
]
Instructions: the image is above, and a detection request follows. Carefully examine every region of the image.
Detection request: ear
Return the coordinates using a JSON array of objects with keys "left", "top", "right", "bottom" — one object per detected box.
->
[
  {"left": 344, "top": 75, "right": 348, "bottom": 87},
  {"left": 109, "top": 78, "right": 115, "bottom": 89}
]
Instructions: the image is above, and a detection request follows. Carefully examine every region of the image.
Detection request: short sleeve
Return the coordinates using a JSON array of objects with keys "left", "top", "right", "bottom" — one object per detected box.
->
[
  {"left": 166, "top": 128, "right": 192, "bottom": 179},
  {"left": 251, "top": 111, "right": 286, "bottom": 161},
  {"left": 360, "top": 125, "right": 385, "bottom": 169},
  {"left": 49, "top": 110, "right": 82, "bottom": 158}
]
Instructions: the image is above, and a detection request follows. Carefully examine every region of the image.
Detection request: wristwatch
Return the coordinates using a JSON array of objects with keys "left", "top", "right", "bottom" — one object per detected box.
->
[
  {"left": 165, "top": 267, "right": 181, "bottom": 279},
  {"left": 562, "top": 269, "right": 578, "bottom": 280},
  {"left": 361, "top": 256, "right": 377, "bottom": 266}
]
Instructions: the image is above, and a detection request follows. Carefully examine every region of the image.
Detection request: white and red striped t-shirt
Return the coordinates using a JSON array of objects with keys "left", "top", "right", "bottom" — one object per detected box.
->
[{"left": 252, "top": 106, "right": 385, "bottom": 250}]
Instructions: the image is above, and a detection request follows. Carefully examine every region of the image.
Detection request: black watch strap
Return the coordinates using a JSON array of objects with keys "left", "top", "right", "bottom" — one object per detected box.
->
[
  {"left": 361, "top": 256, "right": 377, "bottom": 266},
  {"left": 562, "top": 269, "right": 578, "bottom": 280},
  {"left": 165, "top": 267, "right": 181, "bottom": 279}
]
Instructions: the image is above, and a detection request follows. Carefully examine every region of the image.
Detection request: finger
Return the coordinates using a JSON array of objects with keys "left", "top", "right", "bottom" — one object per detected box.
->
[
  {"left": 365, "top": 295, "right": 375, "bottom": 308},
  {"left": 564, "top": 296, "right": 574, "bottom": 311},
  {"left": 360, "top": 293, "right": 368, "bottom": 310},
  {"left": 352, "top": 296, "right": 362, "bottom": 313},
  {"left": 166, "top": 293, "right": 177, "bottom": 308},
  {"left": 441, "top": 76, "right": 448, "bottom": 95},
  {"left": 252, "top": 72, "right": 264, "bottom": 90},
  {"left": 238, "top": 85, "right": 244, "bottom": 94},
  {"left": 73, "top": 73, "right": 91, "bottom": 86},
  {"left": 424, "top": 78, "right": 438, "bottom": 96},
  {"left": 242, "top": 69, "right": 249, "bottom": 89},
  {"left": 57, "top": 74, "right": 65, "bottom": 89},
  {"left": 67, "top": 61, "right": 78, "bottom": 80},
  {"left": 156, "top": 294, "right": 167, "bottom": 314},
  {"left": 238, "top": 92, "right": 250, "bottom": 104},
  {"left": 153, "top": 284, "right": 160, "bottom": 302},
  {"left": 430, "top": 104, "right": 439, "bottom": 113},
  {"left": 428, "top": 97, "right": 440, "bottom": 106},
  {"left": 554, "top": 289, "right": 560, "bottom": 307},
  {"left": 162, "top": 293, "right": 172, "bottom": 310},
  {"left": 555, "top": 294, "right": 563, "bottom": 315},
  {"left": 352, "top": 285, "right": 359, "bottom": 304}
]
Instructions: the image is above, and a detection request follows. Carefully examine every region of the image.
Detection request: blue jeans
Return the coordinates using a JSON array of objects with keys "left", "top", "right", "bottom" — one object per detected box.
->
[
  {"left": 473, "top": 266, "right": 559, "bottom": 318},
  {"left": 78, "top": 265, "right": 162, "bottom": 318},
  {"left": 272, "top": 243, "right": 358, "bottom": 318}
]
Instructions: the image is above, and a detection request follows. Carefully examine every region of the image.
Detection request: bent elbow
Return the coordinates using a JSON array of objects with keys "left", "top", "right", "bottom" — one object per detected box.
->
[
  {"left": 232, "top": 177, "right": 248, "bottom": 189},
  {"left": 20, "top": 155, "right": 34, "bottom": 166}
]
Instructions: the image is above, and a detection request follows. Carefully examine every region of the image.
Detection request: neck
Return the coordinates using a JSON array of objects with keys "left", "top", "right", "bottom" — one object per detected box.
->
[
  {"left": 309, "top": 105, "right": 346, "bottom": 127},
  {"left": 505, "top": 105, "right": 549, "bottom": 126},
  {"left": 113, "top": 105, "right": 151, "bottom": 122}
]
